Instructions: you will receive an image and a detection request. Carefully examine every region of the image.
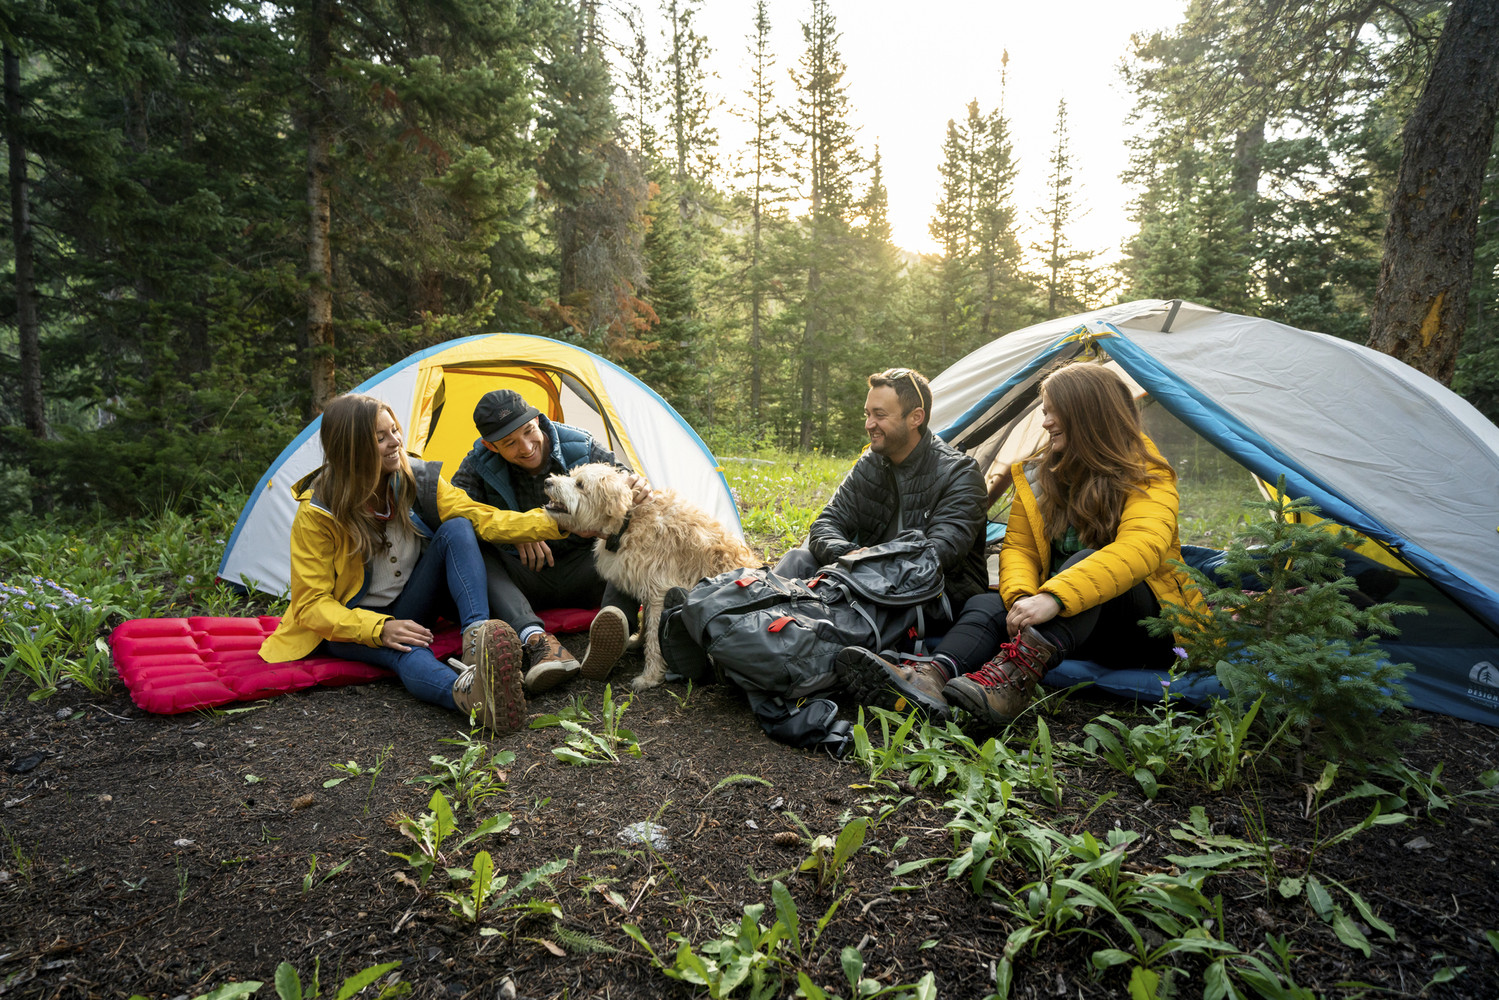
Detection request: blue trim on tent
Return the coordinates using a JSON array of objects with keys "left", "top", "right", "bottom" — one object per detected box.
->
[
  {"left": 936, "top": 334, "right": 1085, "bottom": 442},
  {"left": 218, "top": 333, "right": 737, "bottom": 583},
  {"left": 1098, "top": 332, "right": 1499, "bottom": 631}
]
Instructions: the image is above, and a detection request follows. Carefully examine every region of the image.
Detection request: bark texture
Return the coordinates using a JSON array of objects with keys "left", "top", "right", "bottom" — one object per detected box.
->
[
  {"left": 6, "top": 47, "right": 47, "bottom": 437},
  {"left": 305, "top": 0, "right": 336, "bottom": 415},
  {"left": 1368, "top": 0, "right": 1499, "bottom": 384}
]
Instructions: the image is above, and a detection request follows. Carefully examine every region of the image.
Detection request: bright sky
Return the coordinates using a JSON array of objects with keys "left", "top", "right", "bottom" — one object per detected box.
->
[{"left": 649, "top": 0, "right": 1187, "bottom": 262}]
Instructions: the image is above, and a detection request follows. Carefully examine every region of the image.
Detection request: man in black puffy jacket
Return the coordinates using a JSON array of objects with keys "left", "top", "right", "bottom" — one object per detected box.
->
[{"left": 775, "top": 367, "right": 989, "bottom": 719}]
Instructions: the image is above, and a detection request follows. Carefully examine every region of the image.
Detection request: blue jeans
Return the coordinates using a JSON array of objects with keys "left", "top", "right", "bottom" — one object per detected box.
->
[{"left": 327, "top": 518, "right": 491, "bottom": 709}]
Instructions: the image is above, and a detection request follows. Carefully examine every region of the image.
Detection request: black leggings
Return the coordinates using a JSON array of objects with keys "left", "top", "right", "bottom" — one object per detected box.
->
[{"left": 936, "top": 549, "right": 1177, "bottom": 672}]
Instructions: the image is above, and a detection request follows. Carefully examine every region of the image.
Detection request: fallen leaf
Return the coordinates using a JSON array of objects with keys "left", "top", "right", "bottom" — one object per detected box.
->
[
  {"left": 1404, "top": 836, "right": 1433, "bottom": 851},
  {"left": 537, "top": 939, "right": 565, "bottom": 957},
  {"left": 292, "top": 794, "right": 316, "bottom": 811}
]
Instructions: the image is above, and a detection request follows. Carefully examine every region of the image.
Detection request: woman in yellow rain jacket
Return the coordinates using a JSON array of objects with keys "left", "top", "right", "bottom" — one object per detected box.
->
[
  {"left": 839, "top": 362, "right": 1202, "bottom": 728},
  {"left": 259, "top": 393, "right": 564, "bottom": 732}
]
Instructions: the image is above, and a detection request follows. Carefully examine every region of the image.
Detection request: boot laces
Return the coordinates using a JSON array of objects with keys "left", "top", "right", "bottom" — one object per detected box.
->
[{"left": 969, "top": 634, "right": 1047, "bottom": 688}]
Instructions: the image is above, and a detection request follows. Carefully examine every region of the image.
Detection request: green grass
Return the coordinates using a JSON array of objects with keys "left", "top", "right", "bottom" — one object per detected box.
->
[
  {"left": 1177, "top": 471, "right": 1264, "bottom": 547},
  {"left": 718, "top": 448, "right": 857, "bottom": 560}
]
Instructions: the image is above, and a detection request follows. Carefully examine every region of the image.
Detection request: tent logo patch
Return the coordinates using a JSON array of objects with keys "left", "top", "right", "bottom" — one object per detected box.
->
[{"left": 1467, "top": 661, "right": 1499, "bottom": 707}]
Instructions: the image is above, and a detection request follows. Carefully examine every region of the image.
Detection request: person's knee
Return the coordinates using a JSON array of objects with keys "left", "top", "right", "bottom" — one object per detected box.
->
[{"left": 437, "top": 517, "right": 478, "bottom": 543}]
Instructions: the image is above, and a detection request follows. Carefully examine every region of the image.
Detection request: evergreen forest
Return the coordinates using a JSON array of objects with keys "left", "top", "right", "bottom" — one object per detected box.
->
[{"left": 4, "top": 0, "right": 1499, "bottom": 516}]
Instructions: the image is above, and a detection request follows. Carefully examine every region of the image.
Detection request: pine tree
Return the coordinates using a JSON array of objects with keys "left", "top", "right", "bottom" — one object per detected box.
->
[
  {"left": 729, "top": 0, "right": 785, "bottom": 426},
  {"left": 785, "top": 0, "right": 863, "bottom": 450},
  {"left": 1032, "top": 100, "right": 1099, "bottom": 318},
  {"left": 659, "top": 0, "right": 717, "bottom": 214},
  {"left": 1150, "top": 484, "right": 1424, "bottom": 765},
  {"left": 970, "top": 104, "right": 1027, "bottom": 343}
]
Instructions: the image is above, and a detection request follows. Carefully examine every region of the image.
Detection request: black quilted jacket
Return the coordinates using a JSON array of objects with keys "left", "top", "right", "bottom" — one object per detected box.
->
[{"left": 807, "top": 431, "right": 989, "bottom": 605}]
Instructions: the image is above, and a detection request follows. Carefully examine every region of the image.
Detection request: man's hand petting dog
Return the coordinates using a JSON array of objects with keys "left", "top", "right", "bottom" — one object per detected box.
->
[{"left": 542, "top": 463, "right": 761, "bottom": 691}]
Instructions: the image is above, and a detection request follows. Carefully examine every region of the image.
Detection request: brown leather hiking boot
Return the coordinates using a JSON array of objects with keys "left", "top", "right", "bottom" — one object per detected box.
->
[
  {"left": 522, "top": 631, "right": 581, "bottom": 693},
  {"left": 835, "top": 647, "right": 952, "bottom": 722},
  {"left": 452, "top": 620, "right": 526, "bottom": 733},
  {"left": 942, "top": 626, "right": 1058, "bottom": 726}
]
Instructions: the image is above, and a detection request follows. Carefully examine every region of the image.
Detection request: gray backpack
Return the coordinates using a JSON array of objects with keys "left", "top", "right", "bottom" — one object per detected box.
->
[{"left": 660, "top": 533, "right": 950, "bottom": 748}]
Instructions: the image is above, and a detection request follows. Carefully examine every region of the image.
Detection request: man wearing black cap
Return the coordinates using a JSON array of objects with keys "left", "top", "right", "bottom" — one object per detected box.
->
[{"left": 452, "top": 389, "right": 641, "bottom": 693}]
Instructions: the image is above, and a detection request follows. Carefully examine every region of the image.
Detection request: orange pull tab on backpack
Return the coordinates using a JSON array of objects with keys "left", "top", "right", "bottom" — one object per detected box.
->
[
  {"left": 736, "top": 577, "right": 754, "bottom": 587},
  {"left": 768, "top": 616, "right": 793, "bottom": 632}
]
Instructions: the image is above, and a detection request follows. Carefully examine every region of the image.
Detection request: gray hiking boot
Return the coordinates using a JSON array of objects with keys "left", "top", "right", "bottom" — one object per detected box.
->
[
  {"left": 835, "top": 647, "right": 952, "bottom": 722},
  {"left": 522, "top": 631, "right": 581, "bottom": 693},
  {"left": 452, "top": 620, "right": 526, "bottom": 733},
  {"left": 942, "top": 626, "right": 1058, "bottom": 727},
  {"left": 579, "top": 605, "right": 630, "bottom": 680}
]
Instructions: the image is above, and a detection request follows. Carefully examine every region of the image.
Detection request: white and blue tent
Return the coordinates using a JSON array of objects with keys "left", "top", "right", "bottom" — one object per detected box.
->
[
  {"left": 220, "top": 333, "right": 740, "bottom": 599},
  {"left": 929, "top": 299, "right": 1499, "bottom": 726}
]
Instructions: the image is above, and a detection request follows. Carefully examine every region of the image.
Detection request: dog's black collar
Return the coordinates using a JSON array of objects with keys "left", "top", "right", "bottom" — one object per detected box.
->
[{"left": 604, "top": 509, "right": 634, "bottom": 552}]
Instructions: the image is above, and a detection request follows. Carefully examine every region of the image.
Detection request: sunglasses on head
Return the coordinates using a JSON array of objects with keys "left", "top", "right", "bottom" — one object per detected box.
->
[{"left": 880, "top": 368, "right": 923, "bottom": 408}]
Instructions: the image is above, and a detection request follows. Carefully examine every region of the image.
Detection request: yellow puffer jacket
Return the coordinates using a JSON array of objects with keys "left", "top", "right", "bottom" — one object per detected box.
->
[
  {"left": 999, "top": 438, "right": 1203, "bottom": 629},
  {"left": 260, "top": 466, "right": 563, "bottom": 663}
]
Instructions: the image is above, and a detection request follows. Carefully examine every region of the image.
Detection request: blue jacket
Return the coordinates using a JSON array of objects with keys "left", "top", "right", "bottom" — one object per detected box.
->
[{"left": 452, "top": 414, "right": 613, "bottom": 511}]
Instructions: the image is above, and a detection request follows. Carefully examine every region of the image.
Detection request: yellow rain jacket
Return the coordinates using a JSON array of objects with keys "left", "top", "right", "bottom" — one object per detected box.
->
[
  {"left": 999, "top": 438, "right": 1203, "bottom": 628},
  {"left": 260, "top": 462, "right": 563, "bottom": 662}
]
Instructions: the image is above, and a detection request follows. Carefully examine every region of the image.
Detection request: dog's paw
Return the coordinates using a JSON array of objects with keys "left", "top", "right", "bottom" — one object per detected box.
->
[{"left": 631, "top": 674, "right": 660, "bottom": 693}]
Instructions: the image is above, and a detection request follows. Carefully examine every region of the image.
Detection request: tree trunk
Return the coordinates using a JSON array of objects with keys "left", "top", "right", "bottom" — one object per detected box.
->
[
  {"left": 5, "top": 47, "right": 46, "bottom": 438},
  {"left": 305, "top": 0, "right": 337, "bottom": 415},
  {"left": 1231, "top": 117, "right": 1264, "bottom": 234},
  {"left": 749, "top": 193, "right": 763, "bottom": 423},
  {"left": 799, "top": 264, "right": 819, "bottom": 451},
  {"left": 1368, "top": 0, "right": 1499, "bottom": 384}
]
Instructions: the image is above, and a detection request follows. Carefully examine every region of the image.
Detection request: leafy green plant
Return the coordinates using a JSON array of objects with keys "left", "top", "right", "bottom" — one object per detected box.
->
[
  {"left": 622, "top": 879, "right": 853, "bottom": 1000},
  {"left": 301, "top": 854, "right": 352, "bottom": 893},
  {"left": 1148, "top": 481, "right": 1425, "bottom": 765},
  {"left": 323, "top": 744, "right": 392, "bottom": 814},
  {"left": 798, "top": 817, "right": 867, "bottom": 894},
  {"left": 531, "top": 684, "right": 641, "bottom": 764},
  {"left": 438, "top": 850, "right": 570, "bottom": 932},
  {"left": 388, "top": 790, "right": 511, "bottom": 888},
  {"left": 407, "top": 730, "right": 514, "bottom": 813},
  {"left": 270, "top": 958, "right": 408, "bottom": 1000},
  {"left": 798, "top": 950, "right": 936, "bottom": 1000}
]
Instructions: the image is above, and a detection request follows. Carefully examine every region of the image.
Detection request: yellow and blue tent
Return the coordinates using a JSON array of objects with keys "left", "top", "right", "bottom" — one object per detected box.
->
[{"left": 219, "top": 333, "right": 738, "bottom": 597}]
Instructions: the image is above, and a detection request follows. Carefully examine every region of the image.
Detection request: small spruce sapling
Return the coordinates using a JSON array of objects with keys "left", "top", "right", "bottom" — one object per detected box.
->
[{"left": 1145, "top": 480, "right": 1424, "bottom": 766}]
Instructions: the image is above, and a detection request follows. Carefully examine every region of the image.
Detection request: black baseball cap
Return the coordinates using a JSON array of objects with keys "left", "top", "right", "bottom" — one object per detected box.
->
[{"left": 474, "top": 389, "right": 542, "bottom": 443}]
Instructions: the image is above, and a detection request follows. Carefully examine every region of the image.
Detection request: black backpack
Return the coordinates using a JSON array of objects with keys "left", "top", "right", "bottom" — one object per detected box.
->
[{"left": 659, "top": 532, "right": 950, "bottom": 753}]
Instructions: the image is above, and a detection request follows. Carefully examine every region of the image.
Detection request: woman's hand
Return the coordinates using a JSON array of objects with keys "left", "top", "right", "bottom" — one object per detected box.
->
[
  {"left": 626, "top": 473, "right": 653, "bottom": 504},
  {"left": 380, "top": 618, "right": 433, "bottom": 652},
  {"left": 1006, "top": 593, "right": 1061, "bottom": 636},
  {"left": 515, "top": 540, "right": 554, "bottom": 571}
]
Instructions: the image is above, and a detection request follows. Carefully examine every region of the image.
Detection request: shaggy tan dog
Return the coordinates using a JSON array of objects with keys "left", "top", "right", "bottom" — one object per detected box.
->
[{"left": 543, "top": 463, "right": 760, "bottom": 691}]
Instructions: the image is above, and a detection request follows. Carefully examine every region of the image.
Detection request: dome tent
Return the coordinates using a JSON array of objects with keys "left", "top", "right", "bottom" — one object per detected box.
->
[
  {"left": 219, "top": 333, "right": 739, "bottom": 599},
  {"left": 930, "top": 300, "right": 1499, "bottom": 726}
]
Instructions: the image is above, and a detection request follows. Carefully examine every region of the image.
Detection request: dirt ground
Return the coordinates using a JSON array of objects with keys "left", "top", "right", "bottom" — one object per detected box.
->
[{"left": 1, "top": 639, "right": 1497, "bottom": 1000}]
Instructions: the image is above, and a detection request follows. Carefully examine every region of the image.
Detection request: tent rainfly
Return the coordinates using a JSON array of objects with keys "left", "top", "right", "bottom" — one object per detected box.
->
[
  {"left": 220, "top": 333, "right": 739, "bottom": 600},
  {"left": 929, "top": 299, "right": 1499, "bottom": 727}
]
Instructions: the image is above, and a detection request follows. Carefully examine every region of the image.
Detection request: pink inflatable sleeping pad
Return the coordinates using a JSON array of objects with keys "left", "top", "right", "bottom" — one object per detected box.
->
[{"left": 110, "top": 607, "right": 599, "bottom": 715}]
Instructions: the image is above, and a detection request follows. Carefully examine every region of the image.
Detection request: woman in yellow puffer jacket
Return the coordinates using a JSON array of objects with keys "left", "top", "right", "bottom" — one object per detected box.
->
[
  {"left": 917, "top": 362, "right": 1201, "bottom": 727},
  {"left": 259, "top": 393, "right": 565, "bottom": 733}
]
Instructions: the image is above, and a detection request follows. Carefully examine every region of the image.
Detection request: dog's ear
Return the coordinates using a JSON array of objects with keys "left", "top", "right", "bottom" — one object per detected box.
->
[{"left": 598, "top": 470, "right": 632, "bottom": 523}]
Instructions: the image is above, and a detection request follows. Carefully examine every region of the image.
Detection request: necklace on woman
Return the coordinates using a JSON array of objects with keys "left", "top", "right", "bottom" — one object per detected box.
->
[{"left": 370, "top": 484, "right": 393, "bottom": 521}]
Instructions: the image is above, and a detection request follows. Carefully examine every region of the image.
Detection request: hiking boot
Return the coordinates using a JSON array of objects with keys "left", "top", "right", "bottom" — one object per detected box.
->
[
  {"left": 835, "top": 647, "right": 952, "bottom": 722},
  {"left": 942, "top": 626, "right": 1058, "bottom": 727},
  {"left": 522, "top": 631, "right": 581, "bottom": 693},
  {"left": 579, "top": 605, "right": 630, "bottom": 680},
  {"left": 452, "top": 620, "right": 526, "bottom": 732}
]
